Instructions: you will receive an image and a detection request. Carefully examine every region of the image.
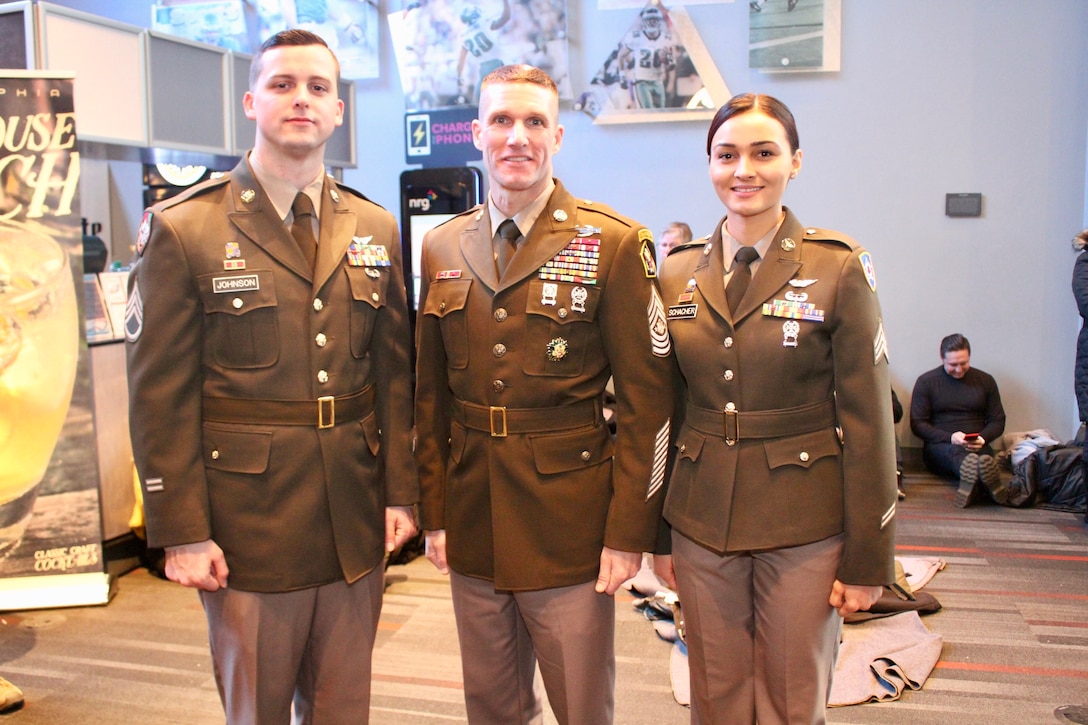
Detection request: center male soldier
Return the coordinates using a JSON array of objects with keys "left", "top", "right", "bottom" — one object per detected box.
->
[
  {"left": 126, "top": 29, "right": 417, "bottom": 723},
  {"left": 414, "top": 64, "right": 674, "bottom": 724}
]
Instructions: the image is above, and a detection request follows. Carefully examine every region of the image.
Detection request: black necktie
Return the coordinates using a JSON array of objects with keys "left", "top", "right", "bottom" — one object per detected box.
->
[
  {"left": 495, "top": 219, "right": 521, "bottom": 277},
  {"left": 726, "top": 246, "right": 760, "bottom": 312},
  {"left": 290, "top": 192, "right": 318, "bottom": 269}
]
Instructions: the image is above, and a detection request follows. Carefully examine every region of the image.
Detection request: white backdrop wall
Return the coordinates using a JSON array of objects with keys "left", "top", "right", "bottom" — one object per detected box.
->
[{"left": 53, "top": 0, "right": 1088, "bottom": 444}]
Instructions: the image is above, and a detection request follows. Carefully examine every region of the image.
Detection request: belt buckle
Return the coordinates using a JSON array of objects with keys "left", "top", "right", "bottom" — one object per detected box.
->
[
  {"left": 724, "top": 408, "right": 739, "bottom": 446},
  {"left": 318, "top": 396, "right": 335, "bottom": 429},
  {"left": 489, "top": 406, "right": 507, "bottom": 437}
]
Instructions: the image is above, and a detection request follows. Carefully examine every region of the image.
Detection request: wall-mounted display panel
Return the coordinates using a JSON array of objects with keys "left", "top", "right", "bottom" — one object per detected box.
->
[
  {"left": 146, "top": 30, "right": 230, "bottom": 154},
  {"left": 325, "top": 79, "right": 356, "bottom": 168},
  {"left": 0, "top": 2, "right": 33, "bottom": 70},
  {"left": 36, "top": 2, "right": 148, "bottom": 146}
]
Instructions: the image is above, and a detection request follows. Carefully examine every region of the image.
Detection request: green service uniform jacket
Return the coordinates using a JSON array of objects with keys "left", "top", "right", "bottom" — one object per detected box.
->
[
  {"left": 659, "top": 208, "right": 896, "bottom": 585},
  {"left": 126, "top": 158, "right": 418, "bottom": 593},
  {"left": 414, "top": 180, "right": 673, "bottom": 591}
]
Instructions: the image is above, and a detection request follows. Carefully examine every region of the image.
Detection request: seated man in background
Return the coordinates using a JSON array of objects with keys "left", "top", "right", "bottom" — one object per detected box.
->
[
  {"left": 658, "top": 221, "right": 692, "bottom": 257},
  {"left": 911, "top": 333, "right": 1006, "bottom": 507}
]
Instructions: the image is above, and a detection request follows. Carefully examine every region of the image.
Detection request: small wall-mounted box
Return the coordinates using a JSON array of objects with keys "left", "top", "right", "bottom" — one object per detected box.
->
[{"left": 946, "top": 193, "right": 983, "bottom": 217}]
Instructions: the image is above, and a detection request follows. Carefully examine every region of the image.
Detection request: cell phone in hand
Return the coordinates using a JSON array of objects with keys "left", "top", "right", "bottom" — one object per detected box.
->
[{"left": 964, "top": 433, "right": 980, "bottom": 441}]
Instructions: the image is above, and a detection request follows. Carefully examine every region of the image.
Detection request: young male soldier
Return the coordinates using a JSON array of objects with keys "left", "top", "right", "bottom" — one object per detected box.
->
[
  {"left": 414, "top": 64, "right": 674, "bottom": 724},
  {"left": 126, "top": 29, "right": 417, "bottom": 723}
]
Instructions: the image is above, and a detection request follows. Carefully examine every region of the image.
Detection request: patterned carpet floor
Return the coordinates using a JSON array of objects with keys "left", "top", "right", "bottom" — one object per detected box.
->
[{"left": 0, "top": 465, "right": 1086, "bottom": 724}]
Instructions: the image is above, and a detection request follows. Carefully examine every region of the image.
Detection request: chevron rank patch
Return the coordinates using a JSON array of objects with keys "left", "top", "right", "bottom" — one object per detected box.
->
[
  {"left": 873, "top": 319, "right": 889, "bottom": 365},
  {"left": 648, "top": 284, "right": 671, "bottom": 357},
  {"left": 125, "top": 279, "right": 144, "bottom": 342}
]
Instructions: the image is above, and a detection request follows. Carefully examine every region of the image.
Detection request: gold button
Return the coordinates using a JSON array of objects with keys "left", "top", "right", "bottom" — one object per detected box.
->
[
  {"left": 799, "top": 451, "right": 810, "bottom": 462},
  {"left": 725, "top": 402, "right": 736, "bottom": 412},
  {"left": 211, "top": 450, "right": 219, "bottom": 460},
  {"left": 317, "top": 370, "right": 329, "bottom": 384},
  {"left": 679, "top": 444, "right": 686, "bottom": 454},
  {"left": 315, "top": 333, "right": 327, "bottom": 347},
  {"left": 495, "top": 308, "right": 508, "bottom": 322},
  {"left": 371, "top": 292, "right": 380, "bottom": 302},
  {"left": 724, "top": 370, "right": 734, "bottom": 381},
  {"left": 558, "top": 308, "right": 568, "bottom": 319},
  {"left": 313, "top": 298, "right": 324, "bottom": 311},
  {"left": 724, "top": 337, "right": 734, "bottom": 348},
  {"left": 492, "top": 380, "right": 505, "bottom": 393},
  {"left": 493, "top": 344, "right": 507, "bottom": 357},
  {"left": 439, "top": 302, "right": 447, "bottom": 312},
  {"left": 580, "top": 450, "right": 591, "bottom": 461},
  {"left": 232, "top": 298, "right": 243, "bottom": 309}
]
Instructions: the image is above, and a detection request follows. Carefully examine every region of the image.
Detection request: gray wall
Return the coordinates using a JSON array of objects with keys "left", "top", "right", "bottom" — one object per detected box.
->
[{"left": 53, "top": 0, "right": 1088, "bottom": 444}]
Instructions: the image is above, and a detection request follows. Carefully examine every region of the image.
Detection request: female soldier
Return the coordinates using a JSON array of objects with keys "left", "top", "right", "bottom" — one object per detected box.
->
[{"left": 654, "top": 93, "right": 898, "bottom": 724}]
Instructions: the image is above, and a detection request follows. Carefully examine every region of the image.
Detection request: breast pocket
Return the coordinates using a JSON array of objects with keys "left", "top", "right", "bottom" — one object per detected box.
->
[
  {"left": 346, "top": 267, "right": 387, "bottom": 357},
  {"left": 199, "top": 270, "right": 279, "bottom": 369},
  {"left": 523, "top": 279, "right": 601, "bottom": 377},
  {"left": 422, "top": 278, "right": 472, "bottom": 369}
]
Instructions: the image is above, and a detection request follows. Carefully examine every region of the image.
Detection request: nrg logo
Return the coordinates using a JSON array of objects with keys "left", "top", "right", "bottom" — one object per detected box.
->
[{"left": 408, "top": 190, "right": 439, "bottom": 211}]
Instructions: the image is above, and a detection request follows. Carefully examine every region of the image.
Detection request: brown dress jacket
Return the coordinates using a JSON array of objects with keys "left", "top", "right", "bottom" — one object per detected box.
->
[
  {"left": 414, "top": 180, "right": 673, "bottom": 591},
  {"left": 126, "top": 158, "right": 418, "bottom": 592},
  {"left": 659, "top": 208, "right": 896, "bottom": 585}
]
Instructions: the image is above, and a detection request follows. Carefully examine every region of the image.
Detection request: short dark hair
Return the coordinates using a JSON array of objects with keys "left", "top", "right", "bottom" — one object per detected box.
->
[
  {"left": 706, "top": 93, "right": 800, "bottom": 157},
  {"left": 250, "top": 29, "right": 339, "bottom": 90},
  {"left": 480, "top": 64, "right": 558, "bottom": 96},
  {"left": 940, "top": 333, "right": 971, "bottom": 357}
]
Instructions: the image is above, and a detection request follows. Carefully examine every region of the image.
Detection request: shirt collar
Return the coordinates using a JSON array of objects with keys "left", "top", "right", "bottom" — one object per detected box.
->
[
  {"left": 247, "top": 152, "right": 326, "bottom": 222},
  {"left": 487, "top": 178, "right": 555, "bottom": 239}
]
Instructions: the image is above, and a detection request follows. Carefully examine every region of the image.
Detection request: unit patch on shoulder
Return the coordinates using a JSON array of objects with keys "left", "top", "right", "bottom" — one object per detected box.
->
[
  {"left": 136, "top": 210, "right": 152, "bottom": 256},
  {"left": 859, "top": 251, "right": 877, "bottom": 292},
  {"left": 638, "top": 229, "right": 657, "bottom": 278}
]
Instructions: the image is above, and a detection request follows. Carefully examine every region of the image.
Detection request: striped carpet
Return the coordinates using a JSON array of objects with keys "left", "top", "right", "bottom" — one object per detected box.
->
[{"left": 0, "top": 465, "right": 1085, "bottom": 724}]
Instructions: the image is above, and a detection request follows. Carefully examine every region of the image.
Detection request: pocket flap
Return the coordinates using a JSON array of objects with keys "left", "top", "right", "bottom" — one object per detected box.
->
[
  {"left": 346, "top": 267, "right": 386, "bottom": 309},
  {"left": 203, "top": 426, "right": 273, "bottom": 473},
  {"left": 198, "top": 270, "right": 276, "bottom": 316},
  {"left": 764, "top": 428, "right": 840, "bottom": 470},
  {"left": 531, "top": 427, "right": 614, "bottom": 475},
  {"left": 675, "top": 428, "right": 706, "bottom": 462},
  {"left": 423, "top": 278, "right": 472, "bottom": 318},
  {"left": 526, "top": 279, "right": 601, "bottom": 323}
]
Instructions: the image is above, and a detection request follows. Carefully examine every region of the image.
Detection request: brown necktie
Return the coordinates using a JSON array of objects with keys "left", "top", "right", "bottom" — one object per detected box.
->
[
  {"left": 494, "top": 219, "right": 521, "bottom": 277},
  {"left": 290, "top": 192, "right": 318, "bottom": 269},
  {"left": 726, "top": 246, "right": 760, "bottom": 312}
]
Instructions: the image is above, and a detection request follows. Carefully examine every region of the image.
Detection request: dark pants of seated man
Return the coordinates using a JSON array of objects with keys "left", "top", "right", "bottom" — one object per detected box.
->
[{"left": 923, "top": 441, "right": 995, "bottom": 479}]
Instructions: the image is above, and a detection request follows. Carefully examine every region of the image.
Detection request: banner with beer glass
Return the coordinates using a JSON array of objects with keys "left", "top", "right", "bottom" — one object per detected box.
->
[{"left": 0, "top": 72, "right": 110, "bottom": 609}]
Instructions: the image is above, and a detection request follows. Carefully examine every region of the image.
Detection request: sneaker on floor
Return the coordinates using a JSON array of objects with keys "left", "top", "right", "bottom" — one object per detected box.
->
[
  {"left": 0, "top": 677, "right": 24, "bottom": 713},
  {"left": 978, "top": 453, "right": 1008, "bottom": 504},
  {"left": 955, "top": 452, "right": 985, "bottom": 508}
]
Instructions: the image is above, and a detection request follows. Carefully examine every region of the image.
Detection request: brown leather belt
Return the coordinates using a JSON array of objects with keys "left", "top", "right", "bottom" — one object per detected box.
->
[
  {"left": 202, "top": 386, "right": 375, "bottom": 429},
  {"left": 451, "top": 397, "right": 602, "bottom": 437},
  {"left": 684, "top": 398, "right": 836, "bottom": 446}
]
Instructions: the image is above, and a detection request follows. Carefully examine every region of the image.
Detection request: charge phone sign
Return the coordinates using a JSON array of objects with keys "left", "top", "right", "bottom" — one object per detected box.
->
[{"left": 406, "top": 114, "right": 430, "bottom": 157}]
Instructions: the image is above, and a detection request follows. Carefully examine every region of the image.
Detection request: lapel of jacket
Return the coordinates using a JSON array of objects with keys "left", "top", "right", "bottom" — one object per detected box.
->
[
  {"left": 733, "top": 208, "right": 805, "bottom": 323},
  {"left": 693, "top": 217, "right": 732, "bottom": 325},
  {"left": 458, "top": 206, "right": 496, "bottom": 292},
  {"left": 496, "top": 180, "right": 581, "bottom": 294},
  {"left": 313, "top": 177, "right": 357, "bottom": 289},
  {"left": 226, "top": 158, "right": 311, "bottom": 280}
]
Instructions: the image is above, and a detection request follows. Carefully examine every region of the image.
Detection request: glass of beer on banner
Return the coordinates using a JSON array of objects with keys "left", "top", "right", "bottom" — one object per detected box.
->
[{"left": 0, "top": 219, "right": 78, "bottom": 556}]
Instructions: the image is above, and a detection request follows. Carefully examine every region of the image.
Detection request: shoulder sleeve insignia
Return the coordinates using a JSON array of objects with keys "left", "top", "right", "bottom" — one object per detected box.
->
[
  {"left": 638, "top": 229, "right": 657, "bottom": 278},
  {"left": 135, "top": 210, "right": 152, "bottom": 256},
  {"left": 858, "top": 251, "right": 877, "bottom": 292}
]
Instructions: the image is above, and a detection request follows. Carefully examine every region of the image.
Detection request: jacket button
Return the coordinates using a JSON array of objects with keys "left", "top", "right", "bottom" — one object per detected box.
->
[
  {"left": 495, "top": 308, "right": 507, "bottom": 322},
  {"left": 493, "top": 343, "right": 507, "bottom": 357},
  {"left": 317, "top": 370, "right": 329, "bottom": 384},
  {"left": 492, "top": 380, "right": 505, "bottom": 393},
  {"left": 232, "top": 297, "right": 243, "bottom": 309},
  {"left": 371, "top": 292, "right": 380, "bottom": 302},
  {"left": 558, "top": 308, "right": 568, "bottom": 319},
  {"left": 315, "top": 333, "right": 327, "bottom": 347},
  {"left": 439, "top": 302, "right": 447, "bottom": 312},
  {"left": 723, "top": 369, "right": 734, "bottom": 380},
  {"left": 725, "top": 402, "right": 736, "bottom": 412},
  {"left": 211, "top": 450, "right": 220, "bottom": 460},
  {"left": 724, "top": 337, "right": 734, "bottom": 348},
  {"left": 580, "top": 450, "right": 591, "bottom": 461},
  {"left": 799, "top": 451, "right": 810, "bottom": 462},
  {"left": 313, "top": 298, "right": 324, "bottom": 311}
]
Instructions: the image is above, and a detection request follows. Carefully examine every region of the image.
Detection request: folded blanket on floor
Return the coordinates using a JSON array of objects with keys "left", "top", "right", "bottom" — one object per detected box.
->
[{"left": 829, "top": 611, "right": 944, "bottom": 706}]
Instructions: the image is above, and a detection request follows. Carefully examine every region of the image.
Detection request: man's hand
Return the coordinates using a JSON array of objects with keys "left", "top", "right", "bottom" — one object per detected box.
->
[
  {"left": 385, "top": 506, "right": 418, "bottom": 553},
  {"left": 425, "top": 529, "right": 449, "bottom": 575},
  {"left": 828, "top": 580, "right": 883, "bottom": 617},
  {"left": 164, "top": 540, "right": 229, "bottom": 592},
  {"left": 595, "top": 547, "right": 641, "bottom": 596},
  {"left": 652, "top": 554, "right": 677, "bottom": 590}
]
